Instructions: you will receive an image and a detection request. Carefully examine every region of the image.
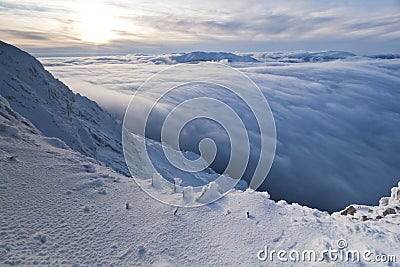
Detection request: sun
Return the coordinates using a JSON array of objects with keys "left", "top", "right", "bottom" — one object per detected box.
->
[{"left": 75, "top": 2, "right": 119, "bottom": 44}]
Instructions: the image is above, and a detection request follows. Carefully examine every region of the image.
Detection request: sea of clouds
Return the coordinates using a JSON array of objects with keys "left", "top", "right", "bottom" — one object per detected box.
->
[{"left": 41, "top": 52, "right": 400, "bottom": 212}]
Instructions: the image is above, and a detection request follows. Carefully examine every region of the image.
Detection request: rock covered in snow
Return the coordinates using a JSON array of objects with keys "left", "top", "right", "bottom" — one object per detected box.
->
[{"left": 338, "top": 181, "right": 400, "bottom": 222}]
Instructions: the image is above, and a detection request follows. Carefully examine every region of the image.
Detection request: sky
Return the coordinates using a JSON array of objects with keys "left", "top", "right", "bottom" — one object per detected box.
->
[{"left": 1, "top": 0, "right": 399, "bottom": 56}]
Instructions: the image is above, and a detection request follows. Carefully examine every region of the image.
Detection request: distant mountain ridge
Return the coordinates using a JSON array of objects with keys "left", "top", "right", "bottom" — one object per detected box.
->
[
  {"left": 250, "top": 50, "right": 357, "bottom": 63},
  {"left": 170, "top": 51, "right": 259, "bottom": 63},
  {"left": 41, "top": 50, "right": 364, "bottom": 67}
]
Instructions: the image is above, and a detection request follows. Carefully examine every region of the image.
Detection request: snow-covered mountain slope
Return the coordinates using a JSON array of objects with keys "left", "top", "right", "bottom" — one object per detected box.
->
[
  {"left": 0, "top": 41, "right": 128, "bottom": 175},
  {"left": 1, "top": 95, "right": 399, "bottom": 266}
]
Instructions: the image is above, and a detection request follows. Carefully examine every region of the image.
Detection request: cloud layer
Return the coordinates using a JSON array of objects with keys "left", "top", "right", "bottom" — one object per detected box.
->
[{"left": 41, "top": 54, "right": 400, "bottom": 212}]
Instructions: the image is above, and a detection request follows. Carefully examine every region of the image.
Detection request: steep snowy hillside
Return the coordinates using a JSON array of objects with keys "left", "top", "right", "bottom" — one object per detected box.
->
[
  {"left": 1, "top": 94, "right": 399, "bottom": 266},
  {"left": 0, "top": 41, "right": 128, "bottom": 175}
]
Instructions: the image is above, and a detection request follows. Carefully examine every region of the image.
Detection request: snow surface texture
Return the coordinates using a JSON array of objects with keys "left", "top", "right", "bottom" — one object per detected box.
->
[
  {"left": 42, "top": 51, "right": 400, "bottom": 212},
  {"left": 0, "top": 90, "right": 399, "bottom": 266}
]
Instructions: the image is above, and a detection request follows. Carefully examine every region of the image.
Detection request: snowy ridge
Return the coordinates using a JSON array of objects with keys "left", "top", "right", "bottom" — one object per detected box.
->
[{"left": 0, "top": 41, "right": 128, "bottom": 175}]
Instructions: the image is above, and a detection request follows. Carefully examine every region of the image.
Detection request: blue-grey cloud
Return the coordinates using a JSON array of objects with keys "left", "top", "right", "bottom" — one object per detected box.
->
[{"left": 1, "top": 29, "right": 50, "bottom": 41}]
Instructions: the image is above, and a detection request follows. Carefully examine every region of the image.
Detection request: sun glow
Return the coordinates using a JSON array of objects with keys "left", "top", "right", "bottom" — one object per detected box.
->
[{"left": 75, "top": 2, "right": 120, "bottom": 44}]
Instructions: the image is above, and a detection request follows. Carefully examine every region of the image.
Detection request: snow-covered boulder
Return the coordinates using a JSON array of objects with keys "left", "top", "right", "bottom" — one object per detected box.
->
[
  {"left": 338, "top": 181, "right": 400, "bottom": 222},
  {"left": 0, "top": 41, "right": 128, "bottom": 175}
]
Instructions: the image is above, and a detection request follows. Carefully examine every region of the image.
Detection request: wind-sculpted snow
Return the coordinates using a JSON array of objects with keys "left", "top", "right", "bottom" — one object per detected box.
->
[
  {"left": 42, "top": 52, "right": 400, "bottom": 212},
  {"left": 0, "top": 41, "right": 128, "bottom": 175}
]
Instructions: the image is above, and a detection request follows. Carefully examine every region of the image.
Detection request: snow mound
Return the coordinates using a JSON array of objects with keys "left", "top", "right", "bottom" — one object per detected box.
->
[
  {"left": 0, "top": 41, "right": 128, "bottom": 175},
  {"left": 171, "top": 51, "right": 259, "bottom": 63}
]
